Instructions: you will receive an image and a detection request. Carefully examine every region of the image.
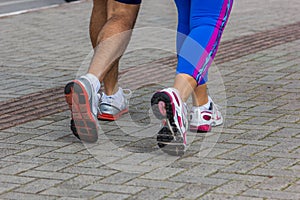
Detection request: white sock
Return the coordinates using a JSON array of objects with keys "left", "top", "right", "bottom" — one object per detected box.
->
[
  {"left": 201, "top": 96, "right": 212, "bottom": 110},
  {"left": 84, "top": 73, "right": 101, "bottom": 93}
]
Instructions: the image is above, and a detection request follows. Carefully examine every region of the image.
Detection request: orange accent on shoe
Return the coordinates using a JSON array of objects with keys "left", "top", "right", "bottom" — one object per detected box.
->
[{"left": 97, "top": 108, "right": 128, "bottom": 121}]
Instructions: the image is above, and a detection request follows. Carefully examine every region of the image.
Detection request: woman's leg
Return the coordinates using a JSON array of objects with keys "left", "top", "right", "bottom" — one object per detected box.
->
[{"left": 175, "top": 0, "right": 233, "bottom": 104}]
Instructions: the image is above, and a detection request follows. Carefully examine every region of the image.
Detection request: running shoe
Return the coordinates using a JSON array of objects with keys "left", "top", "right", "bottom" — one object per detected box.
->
[
  {"left": 98, "top": 87, "right": 131, "bottom": 121},
  {"left": 151, "top": 88, "right": 188, "bottom": 156},
  {"left": 189, "top": 97, "right": 223, "bottom": 132},
  {"left": 64, "top": 76, "right": 100, "bottom": 142}
]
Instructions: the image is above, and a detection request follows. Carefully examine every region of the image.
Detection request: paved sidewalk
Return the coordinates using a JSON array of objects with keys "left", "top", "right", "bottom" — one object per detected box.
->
[{"left": 0, "top": 0, "right": 300, "bottom": 199}]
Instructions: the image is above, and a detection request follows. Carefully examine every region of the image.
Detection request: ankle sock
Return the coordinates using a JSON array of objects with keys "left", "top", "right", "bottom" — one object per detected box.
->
[
  {"left": 199, "top": 96, "right": 212, "bottom": 110},
  {"left": 84, "top": 73, "right": 101, "bottom": 93}
]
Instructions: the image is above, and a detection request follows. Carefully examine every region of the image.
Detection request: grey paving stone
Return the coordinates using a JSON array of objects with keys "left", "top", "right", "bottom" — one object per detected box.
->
[
  {"left": 99, "top": 171, "right": 141, "bottom": 184},
  {"left": 84, "top": 183, "right": 145, "bottom": 194},
  {"left": 1, "top": 155, "right": 54, "bottom": 165},
  {"left": 285, "top": 183, "right": 300, "bottom": 193},
  {"left": 260, "top": 158, "right": 298, "bottom": 169},
  {"left": 56, "top": 175, "right": 102, "bottom": 190},
  {"left": 126, "top": 178, "right": 185, "bottom": 190},
  {"left": 39, "top": 152, "right": 92, "bottom": 162},
  {"left": 213, "top": 180, "right": 258, "bottom": 195},
  {"left": 217, "top": 145, "right": 269, "bottom": 161},
  {"left": 59, "top": 166, "right": 117, "bottom": 177},
  {"left": 210, "top": 172, "right": 268, "bottom": 183},
  {"left": 0, "top": 174, "right": 35, "bottom": 185},
  {"left": 0, "top": 132, "right": 17, "bottom": 140},
  {"left": 2, "top": 133, "right": 40, "bottom": 144},
  {"left": 130, "top": 188, "right": 172, "bottom": 200},
  {"left": 19, "top": 170, "right": 76, "bottom": 180},
  {"left": 242, "top": 188, "right": 300, "bottom": 200},
  {"left": 34, "top": 159, "right": 79, "bottom": 172},
  {"left": 0, "top": 182, "right": 20, "bottom": 194},
  {"left": 141, "top": 167, "right": 185, "bottom": 180},
  {"left": 254, "top": 177, "right": 296, "bottom": 191},
  {"left": 40, "top": 187, "right": 101, "bottom": 199},
  {"left": 0, "top": 163, "right": 38, "bottom": 175},
  {"left": 169, "top": 183, "right": 215, "bottom": 199},
  {"left": 0, "top": 192, "right": 57, "bottom": 200},
  {"left": 248, "top": 168, "right": 300, "bottom": 178},
  {"left": 201, "top": 193, "right": 264, "bottom": 200},
  {"left": 221, "top": 161, "right": 263, "bottom": 174},
  {"left": 15, "top": 179, "right": 62, "bottom": 193},
  {"left": 170, "top": 174, "right": 228, "bottom": 186},
  {"left": 16, "top": 146, "right": 58, "bottom": 157},
  {"left": 93, "top": 193, "right": 129, "bottom": 200}
]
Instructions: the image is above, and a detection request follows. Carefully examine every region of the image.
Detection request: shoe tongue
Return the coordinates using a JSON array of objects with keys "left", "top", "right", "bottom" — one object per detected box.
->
[{"left": 208, "top": 102, "right": 213, "bottom": 110}]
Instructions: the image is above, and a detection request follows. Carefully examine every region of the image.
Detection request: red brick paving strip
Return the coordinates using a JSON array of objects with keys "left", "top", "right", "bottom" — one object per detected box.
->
[{"left": 0, "top": 21, "right": 299, "bottom": 130}]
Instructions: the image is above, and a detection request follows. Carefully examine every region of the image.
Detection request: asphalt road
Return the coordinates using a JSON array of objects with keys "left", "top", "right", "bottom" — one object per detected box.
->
[{"left": 0, "top": 0, "right": 76, "bottom": 17}]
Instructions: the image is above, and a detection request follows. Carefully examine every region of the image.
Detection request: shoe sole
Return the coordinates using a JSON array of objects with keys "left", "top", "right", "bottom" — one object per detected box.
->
[
  {"left": 64, "top": 81, "right": 98, "bottom": 143},
  {"left": 189, "top": 124, "right": 211, "bottom": 133},
  {"left": 189, "top": 117, "right": 223, "bottom": 133},
  {"left": 97, "top": 108, "right": 128, "bottom": 121},
  {"left": 151, "top": 91, "right": 185, "bottom": 156}
]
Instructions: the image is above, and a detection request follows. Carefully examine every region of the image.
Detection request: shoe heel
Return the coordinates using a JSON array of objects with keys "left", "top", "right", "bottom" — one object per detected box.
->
[
  {"left": 151, "top": 92, "right": 173, "bottom": 120},
  {"left": 64, "top": 82, "right": 74, "bottom": 110}
]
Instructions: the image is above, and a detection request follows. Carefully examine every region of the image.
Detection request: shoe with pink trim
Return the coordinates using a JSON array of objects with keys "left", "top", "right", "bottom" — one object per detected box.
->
[
  {"left": 189, "top": 97, "right": 223, "bottom": 132},
  {"left": 151, "top": 88, "right": 188, "bottom": 156}
]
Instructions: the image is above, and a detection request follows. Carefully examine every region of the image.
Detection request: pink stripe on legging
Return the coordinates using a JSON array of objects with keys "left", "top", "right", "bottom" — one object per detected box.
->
[{"left": 192, "top": 0, "right": 231, "bottom": 83}]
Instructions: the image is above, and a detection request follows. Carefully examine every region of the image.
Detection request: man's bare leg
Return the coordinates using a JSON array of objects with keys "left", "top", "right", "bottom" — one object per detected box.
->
[
  {"left": 88, "top": 0, "right": 140, "bottom": 95},
  {"left": 89, "top": 0, "right": 107, "bottom": 49},
  {"left": 90, "top": 0, "right": 119, "bottom": 95},
  {"left": 65, "top": 0, "right": 140, "bottom": 141}
]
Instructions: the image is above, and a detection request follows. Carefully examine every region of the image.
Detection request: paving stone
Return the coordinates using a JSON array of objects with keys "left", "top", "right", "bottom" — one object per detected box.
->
[
  {"left": 260, "top": 158, "right": 298, "bottom": 169},
  {"left": 0, "top": 182, "right": 20, "bottom": 194},
  {"left": 221, "top": 161, "right": 263, "bottom": 174},
  {"left": 34, "top": 159, "right": 79, "bottom": 172},
  {"left": 40, "top": 187, "right": 101, "bottom": 199},
  {"left": 213, "top": 180, "right": 258, "bottom": 195},
  {"left": 99, "top": 171, "right": 141, "bottom": 184},
  {"left": 141, "top": 167, "right": 185, "bottom": 180},
  {"left": 285, "top": 183, "right": 300, "bottom": 193},
  {"left": 57, "top": 175, "right": 102, "bottom": 190},
  {"left": 19, "top": 170, "right": 76, "bottom": 180},
  {"left": 130, "top": 188, "right": 172, "bottom": 200},
  {"left": 0, "top": 192, "right": 57, "bottom": 200},
  {"left": 210, "top": 172, "right": 268, "bottom": 183},
  {"left": 254, "top": 177, "right": 296, "bottom": 191},
  {"left": 0, "top": 163, "right": 38, "bottom": 175},
  {"left": 248, "top": 168, "right": 300, "bottom": 178},
  {"left": 126, "top": 178, "right": 185, "bottom": 190},
  {"left": 201, "top": 193, "right": 264, "bottom": 200},
  {"left": 84, "top": 183, "right": 145, "bottom": 194},
  {"left": 1, "top": 155, "right": 54, "bottom": 165},
  {"left": 15, "top": 179, "right": 62, "bottom": 193},
  {"left": 169, "top": 183, "right": 214, "bottom": 199},
  {"left": 0, "top": 174, "right": 35, "bottom": 185},
  {"left": 93, "top": 193, "right": 129, "bottom": 200},
  {"left": 59, "top": 166, "right": 117, "bottom": 177},
  {"left": 242, "top": 189, "right": 300, "bottom": 200}
]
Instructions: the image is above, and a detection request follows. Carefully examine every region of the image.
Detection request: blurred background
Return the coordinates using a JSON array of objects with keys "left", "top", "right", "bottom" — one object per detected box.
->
[{"left": 0, "top": 0, "right": 79, "bottom": 17}]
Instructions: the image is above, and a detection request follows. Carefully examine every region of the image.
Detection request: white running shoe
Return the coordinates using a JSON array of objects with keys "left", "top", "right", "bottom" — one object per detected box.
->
[
  {"left": 189, "top": 97, "right": 223, "bottom": 132},
  {"left": 98, "top": 87, "right": 131, "bottom": 121},
  {"left": 64, "top": 76, "right": 100, "bottom": 142},
  {"left": 151, "top": 88, "right": 188, "bottom": 156}
]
